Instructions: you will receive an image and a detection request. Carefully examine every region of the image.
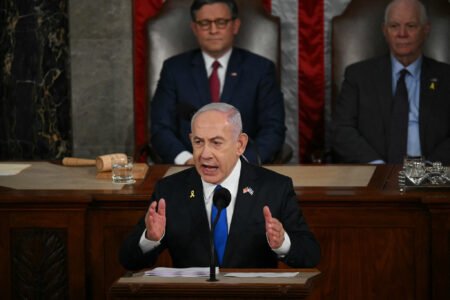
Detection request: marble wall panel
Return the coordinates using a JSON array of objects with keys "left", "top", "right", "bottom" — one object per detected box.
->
[{"left": 0, "top": 0, "right": 71, "bottom": 159}]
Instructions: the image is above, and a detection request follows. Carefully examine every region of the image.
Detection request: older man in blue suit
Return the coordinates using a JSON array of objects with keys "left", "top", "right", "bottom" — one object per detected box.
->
[{"left": 150, "top": 0, "right": 285, "bottom": 165}]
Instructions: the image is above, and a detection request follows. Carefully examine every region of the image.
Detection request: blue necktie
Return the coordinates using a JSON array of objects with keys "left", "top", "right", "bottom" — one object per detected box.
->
[{"left": 211, "top": 186, "right": 228, "bottom": 266}]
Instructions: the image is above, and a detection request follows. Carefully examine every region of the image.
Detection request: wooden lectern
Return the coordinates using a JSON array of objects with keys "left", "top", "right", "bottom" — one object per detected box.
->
[{"left": 109, "top": 268, "right": 321, "bottom": 299}]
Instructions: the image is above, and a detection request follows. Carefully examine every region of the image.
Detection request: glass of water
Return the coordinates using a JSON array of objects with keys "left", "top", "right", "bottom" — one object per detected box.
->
[{"left": 111, "top": 155, "right": 136, "bottom": 184}]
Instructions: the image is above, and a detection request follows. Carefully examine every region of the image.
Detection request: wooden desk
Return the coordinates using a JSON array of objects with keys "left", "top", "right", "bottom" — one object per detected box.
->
[
  {"left": 0, "top": 163, "right": 449, "bottom": 300},
  {"left": 109, "top": 269, "right": 321, "bottom": 299}
]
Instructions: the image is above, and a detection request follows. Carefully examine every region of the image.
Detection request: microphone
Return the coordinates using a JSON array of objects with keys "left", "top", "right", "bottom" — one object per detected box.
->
[
  {"left": 213, "top": 187, "right": 231, "bottom": 211},
  {"left": 208, "top": 187, "right": 231, "bottom": 282}
]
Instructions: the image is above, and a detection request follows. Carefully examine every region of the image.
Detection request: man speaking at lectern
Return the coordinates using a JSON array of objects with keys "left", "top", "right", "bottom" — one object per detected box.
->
[{"left": 120, "top": 103, "right": 320, "bottom": 270}]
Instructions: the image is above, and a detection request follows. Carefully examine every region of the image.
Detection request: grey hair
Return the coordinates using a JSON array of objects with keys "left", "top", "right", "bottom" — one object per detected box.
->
[
  {"left": 191, "top": 102, "right": 242, "bottom": 139},
  {"left": 384, "top": 0, "right": 428, "bottom": 24}
]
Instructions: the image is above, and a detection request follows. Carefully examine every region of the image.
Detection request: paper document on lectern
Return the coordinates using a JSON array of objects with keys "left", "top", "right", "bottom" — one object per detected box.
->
[
  {"left": 0, "top": 163, "right": 30, "bottom": 176},
  {"left": 144, "top": 267, "right": 218, "bottom": 277},
  {"left": 224, "top": 272, "right": 299, "bottom": 278}
]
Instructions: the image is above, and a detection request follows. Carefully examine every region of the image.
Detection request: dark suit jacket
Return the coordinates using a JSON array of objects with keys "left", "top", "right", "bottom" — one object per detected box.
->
[
  {"left": 119, "top": 160, "right": 320, "bottom": 271},
  {"left": 150, "top": 47, "right": 286, "bottom": 164},
  {"left": 332, "top": 55, "right": 450, "bottom": 164}
]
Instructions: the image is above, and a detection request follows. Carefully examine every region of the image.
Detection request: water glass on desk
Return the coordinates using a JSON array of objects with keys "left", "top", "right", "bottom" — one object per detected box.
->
[{"left": 111, "top": 156, "right": 136, "bottom": 184}]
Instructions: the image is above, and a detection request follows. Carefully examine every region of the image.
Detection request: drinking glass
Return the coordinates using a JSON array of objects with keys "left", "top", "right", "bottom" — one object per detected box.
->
[{"left": 111, "top": 156, "right": 135, "bottom": 184}]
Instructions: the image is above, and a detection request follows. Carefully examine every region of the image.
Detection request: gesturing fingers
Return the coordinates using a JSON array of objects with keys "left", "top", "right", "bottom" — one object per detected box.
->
[
  {"left": 157, "top": 198, "right": 166, "bottom": 217},
  {"left": 263, "top": 205, "right": 285, "bottom": 249},
  {"left": 145, "top": 199, "right": 166, "bottom": 241},
  {"left": 145, "top": 201, "right": 158, "bottom": 227},
  {"left": 263, "top": 206, "right": 272, "bottom": 221}
]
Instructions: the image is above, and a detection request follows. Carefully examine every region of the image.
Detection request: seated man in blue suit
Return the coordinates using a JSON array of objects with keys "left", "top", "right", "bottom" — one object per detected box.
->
[
  {"left": 332, "top": 0, "right": 450, "bottom": 164},
  {"left": 120, "top": 103, "right": 320, "bottom": 270},
  {"left": 150, "top": 0, "right": 286, "bottom": 165}
]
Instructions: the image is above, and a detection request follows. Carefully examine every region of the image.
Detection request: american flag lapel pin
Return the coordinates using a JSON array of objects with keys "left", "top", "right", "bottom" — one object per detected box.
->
[{"left": 243, "top": 186, "right": 254, "bottom": 195}]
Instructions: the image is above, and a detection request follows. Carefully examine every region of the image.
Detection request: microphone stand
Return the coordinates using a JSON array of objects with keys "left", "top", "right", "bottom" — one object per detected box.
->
[
  {"left": 207, "top": 209, "right": 222, "bottom": 282},
  {"left": 246, "top": 138, "right": 262, "bottom": 166}
]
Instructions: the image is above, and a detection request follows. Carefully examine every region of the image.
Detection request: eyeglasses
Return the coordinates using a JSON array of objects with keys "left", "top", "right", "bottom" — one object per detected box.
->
[{"left": 195, "top": 18, "right": 233, "bottom": 30}]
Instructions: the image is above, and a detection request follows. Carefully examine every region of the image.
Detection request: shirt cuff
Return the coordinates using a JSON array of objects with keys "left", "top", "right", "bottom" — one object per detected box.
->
[
  {"left": 174, "top": 151, "right": 193, "bottom": 165},
  {"left": 270, "top": 232, "right": 291, "bottom": 257},
  {"left": 139, "top": 229, "right": 162, "bottom": 253}
]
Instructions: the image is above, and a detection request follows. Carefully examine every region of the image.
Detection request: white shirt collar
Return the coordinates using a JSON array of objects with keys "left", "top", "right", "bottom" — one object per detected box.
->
[
  {"left": 202, "top": 159, "right": 241, "bottom": 202},
  {"left": 202, "top": 48, "right": 233, "bottom": 73}
]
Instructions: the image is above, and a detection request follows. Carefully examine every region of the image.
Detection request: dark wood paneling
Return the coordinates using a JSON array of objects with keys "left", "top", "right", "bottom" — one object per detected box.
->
[
  {"left": 1, "top": 165, "right": 449, "bottom": 299},
  {"left": 12, "top": 228, "right": 68, "bottom": 299},
  {"left": 305, "top": 206, "right": 429, "bottom": 300},
  {"left": 1, "top": 209, "right": 86, "bottom": 300},
  {"left": 0, "top": 212, "right": 12, "bottom": 300},
  {"left": 427, "top": 203, "right": 450, "bottom": 300},
  {"left": 87, "top": 209, "right": 147, "bottom": 300}
]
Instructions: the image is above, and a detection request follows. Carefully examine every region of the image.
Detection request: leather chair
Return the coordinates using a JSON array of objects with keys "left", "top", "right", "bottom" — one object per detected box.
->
[
  {"left": 143, "top": 0, "right": 292, "bottom": 164},
  {"left": 326, "top": 0, "right": 450, "bottom": 163},
  {"left": 424, "top": 0, "right": 450, "bottom": 63}
]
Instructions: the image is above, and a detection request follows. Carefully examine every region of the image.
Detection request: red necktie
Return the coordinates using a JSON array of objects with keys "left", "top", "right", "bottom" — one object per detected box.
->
[{"left": 209, "top": 61, "right": 221, "bottom": 102}]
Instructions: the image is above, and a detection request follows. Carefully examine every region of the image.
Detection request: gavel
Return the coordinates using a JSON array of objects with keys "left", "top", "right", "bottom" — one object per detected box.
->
[{"left": 62, "top": 153, "right": 128, "bottom": 172}]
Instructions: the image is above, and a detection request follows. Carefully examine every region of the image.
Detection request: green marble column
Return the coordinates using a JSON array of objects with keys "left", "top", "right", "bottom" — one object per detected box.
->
[{"left": 0, "top": 0, "right": 71, "bottom": 160}]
